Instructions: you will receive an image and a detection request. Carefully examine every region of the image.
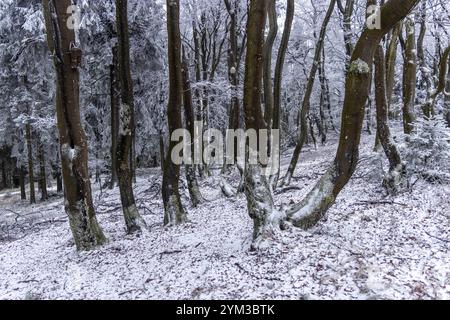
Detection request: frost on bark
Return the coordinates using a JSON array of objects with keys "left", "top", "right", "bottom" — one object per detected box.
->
[
  {"left": 243, "top": 0, "right": 283, "bottom": 247},
  {"left": 43, "top": 0, "right": 106, "bottom": 250},
  {"left": 163, "top": 0, "right": 186, "bottom": 225},
  {"left": 116, "top": 0, "right": 147, "bottom": 233},
  {"left": 282, "top": 0, "right": 336, "bottom": 187},
  {"left": 374, "top": 45, "right": 406, "bottom": 194},
  {"left": 286, "top": 0, "right": 421, "bottom": 229},
  {"left": 445, "top": 58, "right": 450, "bottom": 127},
  {"left": 181, "top": 48, "right": 203, "bottom": 207},
  {"left": 402, "top": 17, "right": 416, "bottom": 134}
]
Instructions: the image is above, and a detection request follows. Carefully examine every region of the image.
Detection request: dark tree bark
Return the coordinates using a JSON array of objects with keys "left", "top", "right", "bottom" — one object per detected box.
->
[
  {"left": 402, "top": 17, "right": 416, "bottom": 134},
  {"left": 374, "top": 45, "right": 405, "bottom": 194},
  {"left": 19, "top": 166, "right": 26, "bottom": 200},
  {"left": 282, "top": 0, "right": 336, "bottom": 186},
  {"left": 38, "top": 137, "right": 48, "bottom": 201},
  {"left": 25, "top": 122, "right": 35, "bottom": 204},
  {"left": 263, "top": 0, "right": 278, "bottom": 128},
  {"left": 286, "top": 0, "right": 420, "bottom": 229},
  {"left": 115, "top": 0, "right": 147, "bottom": 233},
  {"left": 43, "top": 0, "right": 106, "bottom": 250},
  {"left": 181, "top": 48, "right": 203, "bottom": 207},
  {"left": 109, "top": 45, "right": 119, "bottom": 190},
  {"left": 163, "top": 0, "right": 186, "bottom": 225}
]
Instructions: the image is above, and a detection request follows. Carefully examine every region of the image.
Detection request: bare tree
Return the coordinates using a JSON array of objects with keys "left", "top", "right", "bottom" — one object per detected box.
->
[{"left": 402, "top": 17, "right": 416, "bottom": 134}]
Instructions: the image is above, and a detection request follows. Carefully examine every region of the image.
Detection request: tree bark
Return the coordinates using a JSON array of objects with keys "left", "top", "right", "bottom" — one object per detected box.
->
[
  {"left": 374, "top": 45, "right": 405, "bottom": 194},
  {"left": 286, "top": 0, "right": 420, "bottom": 229},
  {"left": 282, "top": 0, "right": 336, "bottom": 186},
  {"left": 163, "top": 0, "right": 186, "bottom": 225},
  {"left": 110, "top": 45, "right": 119, "bottom": 189},
  {"left": 402, "top": 17, "right": 416, "bottom": 133},
  {"left": 25, "top": 122, "right": 35, "bottom": 204},
  {"left": 181, "top": 48, "right": 203, "bottom": 207},
  {"left": 115, "top": 0, "right": 147, "bottom": 233},
  {"left": 19, "top": 166, "right": 26, "bottom": 200},
  {"left": 43, "top": 0, "right": 106, "bottom": 250},
  {"left": 263, "top": 0, "right": 278, "bottom": 128},
  {"left": 38, "top": 137, "right": 48, "bottom": 201}
]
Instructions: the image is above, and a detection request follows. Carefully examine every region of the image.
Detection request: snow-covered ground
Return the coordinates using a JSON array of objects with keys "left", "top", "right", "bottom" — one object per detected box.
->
[{"left": 0, "top": 132, "right": 449, "bottom": 300}]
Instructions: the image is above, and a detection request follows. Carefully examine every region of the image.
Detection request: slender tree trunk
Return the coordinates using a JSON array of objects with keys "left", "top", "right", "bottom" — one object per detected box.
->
[
  {"left": 445, "top": 58, "right": 450, "bottom": 127},
  {"left": 263, "top": 0, "right": 278, "bottom": 128},
  {"left": 163, "top": 0, "right": 186, "bottom": 225},
  {"left": 385, "top": 22, "right": 401, "bottom": 108},
  {"left": 343, "top": 0, "right": 355, "bottom": 65},
  {"left": 38, "top": 137, "right": 48, "bottom": 201},
  {"left": 286, "top": 0, "right": 420, "bottom": 229},
  {"left": 282, "top": 0, "right": 336, "bottom": 186},
  {"left": 271, "top": 0, "right": 294, "bottom": 187},
  {"left": 110, "top": 45, "right": 119, "bottom": 189},
  {"left": 181, "top": 48, "right": 203, "bottom": 207},
  {"left": 19, "top": 166, "right": 26, "bottom": 200},
  {"left": 25, "top": 122, "right": 35, "bottom": 204},
  {"left": 402, "top": 17, "right": 417, "bottom": 133},
  {"left": 374, "top": 45, "right": 405, "bottom": 193},
  {"left": 115, "top": 0, "right": 147, "bottom": 233}
]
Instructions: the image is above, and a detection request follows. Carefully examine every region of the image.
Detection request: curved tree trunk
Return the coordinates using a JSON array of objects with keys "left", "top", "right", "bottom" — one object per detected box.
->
[
  {"left": 43, "top": 0, "right": 106, "bottom": 250},
  {"left": 282, "top": 0, "right": 336, "bottom": 186},
  {"left": 271, "top": 0, "right": 294, "bottom": 187},
  {"left": 116, "top": 0, "right": 147, "bottom": 233},
  {"left": 286, "top": 0, "right": 420, "bottom": 229},
  {"left": 374, "top": 45, "right": 405, "bottom": 194},
  {"left": 402, "top": 17, "right": 416, "bottom": 133},
  {"left": 163, "top": 0, "right": 186, "bottom": 226}
]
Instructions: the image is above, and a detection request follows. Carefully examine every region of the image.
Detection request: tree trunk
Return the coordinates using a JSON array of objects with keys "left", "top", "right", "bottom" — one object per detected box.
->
[
  {"left": 282, "top": 0, "right": 336, "bottom": 186},
  {"left": 19, "top": 166, "right": 26, "bottom": 200},
  {"left": 115, "top": 0, "right": 147, "bottom": 233},
  {"left": 374, "top": 45, "right": 405, "bottom": 194},
  {"left": 163, "top": 0, "right": 186, "bottom": 225},
  {"left": 385, "top": 22, "right": 401, "bottom": 108},
  {"left": 402, "top": 17, "right": 416, "bottom": 133},
  {"left": 110, "top": 45, "right": 119, "bottom": 189},
  {"left": 181, "top": 48, "right": 203, "bottom": 207},
  {"left": 38, "top": 137, "right": 48, "bottom": 201},
  {"left": 43, "top": 0, "right": 106, "bottom": 250},
  {"left": 243, "top": 0, "right": 282, "bottom": 247},
  {"left": 25, "top": 122, "right": 35, "bottom": 204},
  {"left": 445, "top": 58, "right": 450, "bottom": 127},
  {"left": 271, "top": 0, "right": 294, "bottom": 187},
  {"left": 286, "top": 0, "right": 420, "bottom": 229},
  {"left": 263, "top": 0, "right": 278, "bottom": 128}
]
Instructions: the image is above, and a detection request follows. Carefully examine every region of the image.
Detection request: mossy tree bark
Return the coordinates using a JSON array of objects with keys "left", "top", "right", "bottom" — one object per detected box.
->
[
  {"left": 282, "top": 0, "right": 336, "bottom": 187},
  {"left": 43, "top": 0, "right": 106, "bottom": 250},
  {"left": 115, "top": 0, "right": 147, "bottom": 233},
  {"left": 163, "top": 0, "right": 186, "bottom": 225},
  {"left": 286, "top": 0, "right": 420, "bottom": 229}
]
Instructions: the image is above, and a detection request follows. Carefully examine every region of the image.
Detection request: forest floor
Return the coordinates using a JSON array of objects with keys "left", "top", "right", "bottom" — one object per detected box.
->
[{"left": 0, "top": 130, "right": 449, "bottom": 300}]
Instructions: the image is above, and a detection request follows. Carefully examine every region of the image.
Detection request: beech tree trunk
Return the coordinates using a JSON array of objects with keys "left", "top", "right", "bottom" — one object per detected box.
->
[
  {"left": 115, "top": 0, "right": 147, "bottom": 233},
  {"left": 402, "top": 17, "right": 416, "bottom": 133},
  {"left": 282, "top": 0, "right": 336, "bottom": 186},
  {"left": 181, "top": 48, "right": 203, "bottom": 207},
  {"left": 43, "top": 0, "right": 106, "bottom": 250},
  {"left": 163, "top": 0, "right": 186, "bottom": 225},
  {"left": 374, "top": 45, "right": 405, "bottom": 194},
  {"left": 243, "top": 0, "right": 282, "bottom": 246},
  {"left": 286, "top": 0, "right": 420, "bottom": 229}
]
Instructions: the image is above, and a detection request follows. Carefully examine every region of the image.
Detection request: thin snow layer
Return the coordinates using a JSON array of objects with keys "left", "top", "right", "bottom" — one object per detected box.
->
[{"left": 0, "top": 133, "right": 449, "bottom": 300}]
